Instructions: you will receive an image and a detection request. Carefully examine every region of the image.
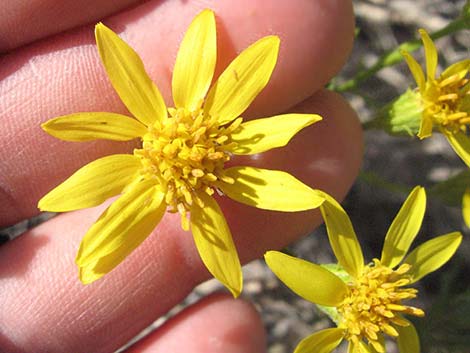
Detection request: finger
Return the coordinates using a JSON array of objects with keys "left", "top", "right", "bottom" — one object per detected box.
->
[
  {"left": 0, "top": 90, "right": 362, "bottom": 353},
  {"left": 126, "top": 293, "right": 266, "bottom": 353},
  {"left": 0, "top": 0, "right": 143, "bottom": 52},
  {"left": 0, "top": 0, "right": 354, "bottom": 225}
]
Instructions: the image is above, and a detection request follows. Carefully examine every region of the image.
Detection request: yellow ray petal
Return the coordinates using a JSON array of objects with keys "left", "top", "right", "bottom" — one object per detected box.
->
[
  {"left": 441, "top": 59, "right": 470, "bottom": 80},
  {"left": 401, "top": 50, "right": 425, "bottom": 92},
  {"left": 355, "top": 341, "right": 375, "bottom": 353},
  {"left": 462, "top": 188, "right": 470, "bottom": 228},
  {"left": 380, "top": 186, "right": 426, "bottom": 268},
  {"left": 347, "top": 342, "right": 377, "bottom": 353},
  {"left": 95, "top": 23, "right": 167, "bottom": 126},
  {"left": 417, "top": 115, "right": 433, "bottom": 139},
  {"left": 396, "top": 321, "right": 420, "bottom": 353},
  {"left": 230, "top": 114, "right": 322, "bottom": 155},
  {"left": 190, "top": 192, "right": 242, "bottom": 297},
  {"left": 205, "top": 36, "right": 280, "bottom": 125},
  {"left": 265, "top": 251, "right": 348, "bottom": 306},
  {"left": 403, "top": 231, "right": 462, "bottom": 283},
  {"left": 41, "top": 112, "right": 147, "bottom": 141},
  {"left": 368, "top": 337, "right": 385, "bottom": 353},
  {"left": 218, "top": 166, "right": 324, "bottom": 211},
  {"left": 172, "top": 9, "right": 216, "bottom": 111},
  {"left": 442, "top": 129, "right": 470, "bottom": 167},
  {"left": 319, "top": 191, "right": 364, "bottom": 279},
  {"left": 79, "top": 242, "right": 145, "bottom": 284},
  {"left": 347, "top": 342, "right": 369, "bottom": 353},
  {"left": 419, "top": 29, "right": 438, "bottom": 79},
  {"left": 76, "top": 180, "right": 165, "bottom": 270},
  {"left": 79, "top": 261, "right": 103, "bottom": 284},
  {"left": 293, "top": 328, "right": 345, "bottom": 353},
  {"left": 38, "top": 154, "right": 141, "bottom": 212},
  {"left": 78, "top": 227, "right": 155, "bottom": 284}
]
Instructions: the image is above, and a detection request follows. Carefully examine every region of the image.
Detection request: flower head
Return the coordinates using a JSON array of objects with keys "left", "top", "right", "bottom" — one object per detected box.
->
[
  {"left": 38, "top": 10, "right": 324, "bottom": 296},
  {"left": 402, "top": 29, "right": 470, "bottom": 166},
  {"left": 265, "top": 186, "right": 462, "bottom": 352}
]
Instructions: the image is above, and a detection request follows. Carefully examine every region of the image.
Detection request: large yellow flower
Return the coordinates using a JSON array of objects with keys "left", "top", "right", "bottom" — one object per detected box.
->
[
  {"left": 265, "top": 186, "right": 462, "bottom": 353},
  {"left": 402, "top": 29, "right": 470, "bottom": 166},
  {"left": 38, "top": 10, "right": 324, "bottom": 297}
]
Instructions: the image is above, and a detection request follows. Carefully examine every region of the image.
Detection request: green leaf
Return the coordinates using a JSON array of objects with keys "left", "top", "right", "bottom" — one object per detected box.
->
[{"left": 429, "top": 169, "right": 470, "bottom": 207}]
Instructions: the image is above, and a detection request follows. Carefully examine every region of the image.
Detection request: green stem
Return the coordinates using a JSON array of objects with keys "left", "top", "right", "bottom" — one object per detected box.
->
[
  {"left": 359, "top": 169, "right": 468, "bottom": 211},
  {"left": 331, "top": 17, "right": 470, "bottom": 93},
  {"left": 357, "top": 171, "right": 411, "bottom": 195}
]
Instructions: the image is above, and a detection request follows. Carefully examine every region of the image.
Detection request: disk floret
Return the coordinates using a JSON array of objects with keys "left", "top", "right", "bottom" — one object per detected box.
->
[
  {"left": 134, "top": 107, "right": 242, "bottom": 226},
  {"left": 338, "top": 259, "right": 424, "bottom": 352},
  {"left": 426, "top": 72, "right": 470, "bottom": 133}
]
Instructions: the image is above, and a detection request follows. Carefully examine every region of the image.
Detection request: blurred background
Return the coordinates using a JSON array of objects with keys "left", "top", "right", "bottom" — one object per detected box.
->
[{"left": 2, "top": 1, "right": 469, "bottom": 352}]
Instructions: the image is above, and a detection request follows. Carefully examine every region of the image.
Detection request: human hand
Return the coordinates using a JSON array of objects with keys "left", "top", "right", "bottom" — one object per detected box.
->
[{"left": 0, "top": 1, "right": 362, "bottom": 352}]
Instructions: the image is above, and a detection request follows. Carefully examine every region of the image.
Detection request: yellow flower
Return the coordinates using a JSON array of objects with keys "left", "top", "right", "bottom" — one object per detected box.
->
[
  {"left": 265, "top": 186, "right": 462, "bottom": 353},
  {"left": 38, "top": 9, "right": 324, "bottom": 297},
  {"left": 462, "top": 187, "right": 470, "bottom": 227},
  {"left": 402, "top": 29, "right": 470, "bottom": 166}
]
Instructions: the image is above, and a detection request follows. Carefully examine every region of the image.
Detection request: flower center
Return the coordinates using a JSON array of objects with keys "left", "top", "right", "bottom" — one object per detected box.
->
[
  {"left": 424, "top": 73, "right": 470, "bottom": 133},
  {"left": 337, "top": 259, "right": 424, "bottom": 352},
  {"left": 134, "top": 107, "right": 241, "bottom": 228}
]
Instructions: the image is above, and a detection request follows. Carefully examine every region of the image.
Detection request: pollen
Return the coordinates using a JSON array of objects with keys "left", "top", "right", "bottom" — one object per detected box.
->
[
  {"left": 424, "top": 71, "right": 470, "bottom": 134},
  {"left": 134, "top": 107, "right": 241, "bottom": 228},
  {"left": 338, "top": 259, "right": 424, "bottom": 353}
]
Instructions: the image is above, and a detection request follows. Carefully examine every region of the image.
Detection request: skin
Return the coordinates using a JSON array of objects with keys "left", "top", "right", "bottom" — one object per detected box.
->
[{"left": 0, "top": 1, "right": 362, "bottom": 352}]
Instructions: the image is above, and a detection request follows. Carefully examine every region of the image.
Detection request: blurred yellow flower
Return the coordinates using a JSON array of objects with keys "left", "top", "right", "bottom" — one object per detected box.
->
[
  {"left": 265, "top": 186, "right": 462, "bottom": 353},
  {"left": 402, "top": 29, "right": 470, "bottom": 166},
  {"left": 462, "top": 187, "right": 470, "bottom": 227},
  {"left": 38, "top": 9, "right": 324, "bottom": 296}
]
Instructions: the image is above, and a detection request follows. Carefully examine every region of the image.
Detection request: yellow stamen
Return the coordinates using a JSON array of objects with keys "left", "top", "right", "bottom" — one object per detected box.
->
[
  {"left": 459, "top": 117, "right": 470, "bottom": 125},
  {"left": 135, "top": 107, "right": 237, "bottom": 214},
  {"left": 447, "top": 112, "right": 467, "bottom": 121},
  {"left": 219, "top": 175, "right": 235, "bottom": 184},
  {"left": 369, "top": 339, "right": 385, "bottom": 353},
  {"left": 191, "top": 169, "right": 204, "bottom": 177},
  {"left": 391, "top": 316, "right": 411, "bottom": 327},
  {"left": 386, "top": 303, "right": 408, "bottom": 312},
  {"left": 408, "top": 307, "right": 425, "bottom": 317},
  {"left": 382, "top": 323, "right": 399, "bottom": 337},
  {"left": 439, "top": 74, "right": 461, "bottom": 87},
  {"left": 438, "top": 93, "right": 459, "bottom": 101},
  {"left": 338, "top": 259, "right": 424, "bottom": 349},
  {"left": 417, "top": 62, "right": 470, "bottom": 135},
  {"left": 394, "top": 263, "right": 412, "bottom": 275}
]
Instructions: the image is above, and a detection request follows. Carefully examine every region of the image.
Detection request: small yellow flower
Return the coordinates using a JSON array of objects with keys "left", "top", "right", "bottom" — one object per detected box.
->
[
  {"left": 38, "top": 9, "right": 324, "bottom": 296},
  {"left": 402, "top": 29, "right": 470, "bottom": 166},
  {"left": 462, "top": 187, "right": 470, "bottom": 227},
  {"left": 265, "top": 186, "right": 462, "bottom": 353}
]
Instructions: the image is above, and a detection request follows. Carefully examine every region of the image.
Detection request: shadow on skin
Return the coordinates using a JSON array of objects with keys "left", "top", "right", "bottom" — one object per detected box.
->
[{"left": 0, "top": 331, "right": 21, "bottom": 353}]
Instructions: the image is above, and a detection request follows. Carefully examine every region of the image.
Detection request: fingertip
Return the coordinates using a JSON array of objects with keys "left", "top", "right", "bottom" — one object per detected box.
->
[{"left": 128, "top": 293, "right": 266, "bottom": 353}]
